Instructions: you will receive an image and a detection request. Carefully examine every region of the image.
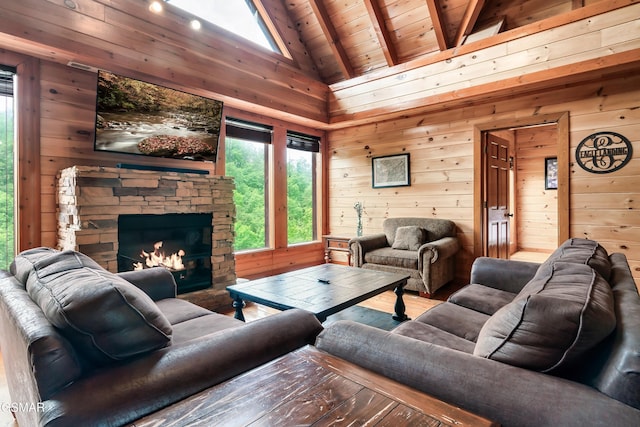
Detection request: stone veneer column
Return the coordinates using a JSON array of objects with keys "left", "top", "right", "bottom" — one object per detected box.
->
[{"left": 57, "top": 165, "right": 236, "bottom": 309}]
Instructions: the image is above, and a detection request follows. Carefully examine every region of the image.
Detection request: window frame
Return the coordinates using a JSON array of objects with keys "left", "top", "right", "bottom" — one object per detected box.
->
[
  {"left": 286, "top": 131, "right": 320, "bottom": 246},
  {"left": 225, "top": 118, "right": 273, "bottom": 253},
  {"left": 220, "top": 110, "right": 324, "bottom": 259}
]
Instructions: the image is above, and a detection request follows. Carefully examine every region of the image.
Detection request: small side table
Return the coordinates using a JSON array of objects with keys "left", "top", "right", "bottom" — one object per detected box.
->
[{"left": 323, "top": 235, "right": 352, "bottom": 265}]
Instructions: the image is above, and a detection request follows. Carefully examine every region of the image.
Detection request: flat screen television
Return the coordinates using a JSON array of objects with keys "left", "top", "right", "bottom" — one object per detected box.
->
[{"left": 94, "top": 70, "right": 223, "bottom": 162}]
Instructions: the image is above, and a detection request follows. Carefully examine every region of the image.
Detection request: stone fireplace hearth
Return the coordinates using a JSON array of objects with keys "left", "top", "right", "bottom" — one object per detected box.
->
[{"left": 57, "top": 165, "right": 236, "bottom": 309}]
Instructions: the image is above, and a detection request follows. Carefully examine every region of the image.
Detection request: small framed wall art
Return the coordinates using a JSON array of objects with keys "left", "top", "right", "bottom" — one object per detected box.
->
[
  {"left": 545, "top": 157, "right": 558, "bottom": 190},
  {"left": 372, "top": 153, "right": 411, "bottom": 188}
]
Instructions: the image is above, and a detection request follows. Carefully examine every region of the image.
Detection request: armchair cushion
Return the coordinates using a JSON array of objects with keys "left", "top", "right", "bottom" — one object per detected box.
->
[
  {"left": 17, "top": 248, "right": 173, "bottom": 366},
  {"left": 364, "top": 247, "right": 418, "bottom": 269},
  {"left": 391, "top": 226, "right": 426, "bottom": 251},
  {"left": 474, "top": 261, "right": 616, "bottom": 372}
]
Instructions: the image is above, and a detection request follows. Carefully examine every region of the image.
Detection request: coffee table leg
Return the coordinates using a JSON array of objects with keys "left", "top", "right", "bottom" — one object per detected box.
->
[
  {"left": 392, "top": 284, "right": 409, "bottom": 321},
  {"left": 232, "top": 296, "right": 246, "bottom": 322}
]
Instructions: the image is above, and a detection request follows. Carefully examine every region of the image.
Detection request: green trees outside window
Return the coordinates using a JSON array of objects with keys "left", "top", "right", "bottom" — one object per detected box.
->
[
  {"left": 287, "top": 148, "right": 315, "bottom": 245},
  {"left": 225, "top": 137, "right": 268, "bottom": 251},
  {"left": 225, "top": 131, "right": 317, "bottom": 252},
  {"left": 0, "top": 93, "right": 14, "bottom": 269}
]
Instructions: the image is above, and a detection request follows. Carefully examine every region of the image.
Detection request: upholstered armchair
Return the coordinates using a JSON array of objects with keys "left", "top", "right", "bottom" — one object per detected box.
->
[{"left": 349, "top": 218, "right": 459, "bottom": 297}]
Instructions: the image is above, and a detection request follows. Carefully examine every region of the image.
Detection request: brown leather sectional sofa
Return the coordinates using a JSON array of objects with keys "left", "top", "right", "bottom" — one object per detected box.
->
[
  {"left": 0, "top": 248, "right": 322, "bottom": 426},
  {"left": 316, "top": 238, "right": 640, "bottom": 426}
]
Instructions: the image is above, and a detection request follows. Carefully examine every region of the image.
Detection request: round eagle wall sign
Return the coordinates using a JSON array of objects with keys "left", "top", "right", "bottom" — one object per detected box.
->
[{"left": 575, "top": 131, "right": 633, "bottom": 174}]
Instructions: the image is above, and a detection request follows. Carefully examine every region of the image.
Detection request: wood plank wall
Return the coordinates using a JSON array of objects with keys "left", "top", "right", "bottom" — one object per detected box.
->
[
  {"left": 327, "top": 73, "right": 640, "bottom": 287},
  {"left": 4, "top": 56, "right": 325, "bottom": 279}
]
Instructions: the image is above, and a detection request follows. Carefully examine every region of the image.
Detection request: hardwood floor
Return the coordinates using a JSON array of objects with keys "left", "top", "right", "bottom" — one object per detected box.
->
[{"left": 510, "top": 250, "right": 551, "bottom": 263}]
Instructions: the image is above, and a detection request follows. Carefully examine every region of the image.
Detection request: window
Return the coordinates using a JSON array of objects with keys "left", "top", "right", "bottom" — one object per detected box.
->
[
  {"left": 225, "top": 118, "right": 272, "bottom": 251},
  {"left": 0, "top": 66, "right": 15, "bottom": 269},
  {"left": 287, "top": 131, "right": 319, "bottom": 245},
  {"left": 165, "top": 0, "right": 281, "bottom": 53}
]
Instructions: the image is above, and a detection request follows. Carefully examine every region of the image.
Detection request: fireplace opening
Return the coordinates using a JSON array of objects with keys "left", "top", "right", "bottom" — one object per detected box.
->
[{"left": 118, "top": 213, "right": 213, "bottom": 294}]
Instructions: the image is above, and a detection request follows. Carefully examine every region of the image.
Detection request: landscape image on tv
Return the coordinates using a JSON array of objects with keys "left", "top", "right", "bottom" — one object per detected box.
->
[{"left": 94, "top": 70, "right": 223, "bottom": 162}]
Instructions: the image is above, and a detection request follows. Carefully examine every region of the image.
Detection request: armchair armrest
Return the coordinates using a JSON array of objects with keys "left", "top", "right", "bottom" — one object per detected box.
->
[
  {"left": 470, "top": 257, "right": 540, "bottom": 293},
  {"left": 349, "top": 234, "right": 387, "bottom": 267},
  {"left": 117, "top": 268, "right": 177, "bottom": 301},
  {"left": 418, "top": 236, "right": 459, "bottom": 264},
  {"left": 315, "top": 321, "right": 640, "bottom": 427}
]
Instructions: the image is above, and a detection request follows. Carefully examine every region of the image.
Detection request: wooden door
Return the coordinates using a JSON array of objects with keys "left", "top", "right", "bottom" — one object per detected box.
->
[{"left": 485, "top": 134, "right": 511, "bottom": 258}]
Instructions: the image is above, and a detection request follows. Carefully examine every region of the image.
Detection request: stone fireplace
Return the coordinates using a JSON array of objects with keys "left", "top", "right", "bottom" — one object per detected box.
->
[{"left": 57, "top": 165, "right": 236, "bottom": 308}]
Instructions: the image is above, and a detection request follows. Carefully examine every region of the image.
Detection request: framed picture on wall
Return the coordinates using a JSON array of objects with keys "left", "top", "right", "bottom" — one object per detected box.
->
[
  {"left": 545, "top": 157, "right": 558, "bottom": 190},
  {"left": 372, "top": 153, "right": 411, "bottom": 188}
]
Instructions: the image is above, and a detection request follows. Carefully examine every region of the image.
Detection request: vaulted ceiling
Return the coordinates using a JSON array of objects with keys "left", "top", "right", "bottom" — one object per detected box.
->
[
  {"left": 259, "top": 0, "right": 599, "bottom": 85},
  {"left": 1, "top": 0, "right": 630, "bottom": 127}
]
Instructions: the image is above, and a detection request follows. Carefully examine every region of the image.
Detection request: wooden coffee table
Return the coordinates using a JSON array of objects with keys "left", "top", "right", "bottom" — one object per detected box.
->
[
  {"left": 227, "top": 264, "right": 410, "bottom": 322},
  {"left": 132, "top": 346, "right": 497, "bottom": 426}
]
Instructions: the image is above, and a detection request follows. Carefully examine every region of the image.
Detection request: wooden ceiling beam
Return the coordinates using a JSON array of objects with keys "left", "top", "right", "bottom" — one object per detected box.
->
[
  {"left": 308, "top": 0, "right": 355, "bottom": 79},
  {"left": 425, "top": 0, "right": 449, "bottom": 51},
  {"left": 363, "top": 0, "right": 398, "bottom": 67},
  {"left": 454, "top": 0, "right": 486, "bottom": 47}
]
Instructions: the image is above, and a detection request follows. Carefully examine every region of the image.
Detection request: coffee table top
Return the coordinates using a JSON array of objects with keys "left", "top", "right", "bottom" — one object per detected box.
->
[
  {"left": 227, "top": 264, "right": 409, "bottom": 321},
  {"left": 132, "top": 345, "right": 496, "bottom": 426}
]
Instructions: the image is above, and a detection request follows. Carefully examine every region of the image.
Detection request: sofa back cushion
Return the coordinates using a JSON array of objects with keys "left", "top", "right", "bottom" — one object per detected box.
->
[
  {"left": 14, "top": 248, "right": 173, "bottom": 366},
  {"left": 474, "top": 261, "right": 616, "bottom": 372},
  {"left": 546, "top": 238, "right": 611, "bottom": 281},
  {"left": 383, "top": 218, "right": 455, "bottom": 247}
]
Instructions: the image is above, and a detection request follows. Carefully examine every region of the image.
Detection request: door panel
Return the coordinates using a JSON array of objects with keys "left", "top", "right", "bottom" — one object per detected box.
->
[{"left": 485, "top": 134, "right": 510, "bottom": 259}]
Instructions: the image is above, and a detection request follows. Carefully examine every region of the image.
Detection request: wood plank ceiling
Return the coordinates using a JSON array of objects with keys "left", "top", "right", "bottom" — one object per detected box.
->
[{"left": 259, "top": 0, "right": 593, "bottom": 85}]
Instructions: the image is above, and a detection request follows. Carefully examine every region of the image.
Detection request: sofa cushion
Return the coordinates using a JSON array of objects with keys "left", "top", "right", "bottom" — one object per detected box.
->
[
  {"left": 448, "top": 284, "right": 517, "bottom": 315},
  {"left": 474, "top": 261, "right": 616, "bottom": 372},
  {"left": 17, "top": 248, "right": 172, "bottom": 366},
  {"left": 391, "top": 226, "right": 426, "bottom": 251},
  {"left": 364, "top": 247, "right": 418, "bottom": 269},
  {"left": 413, "top": 302, "right": 490, "bottom": 342},
  {"left": 546, "top": 238, "right": 611, "bottom": 281},
  {"left": 392, "top": 321, "right": 475, "bottom": 353}
]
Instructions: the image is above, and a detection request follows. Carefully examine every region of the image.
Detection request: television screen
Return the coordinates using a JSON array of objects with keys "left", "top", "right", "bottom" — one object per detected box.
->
[{"left": 94, "top": 70, "right": 223, "bottom": 162}]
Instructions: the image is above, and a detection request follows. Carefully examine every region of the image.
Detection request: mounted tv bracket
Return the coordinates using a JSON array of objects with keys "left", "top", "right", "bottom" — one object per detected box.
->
[{"left": 575, "top": 131, "right": 633, "bottom": 174}]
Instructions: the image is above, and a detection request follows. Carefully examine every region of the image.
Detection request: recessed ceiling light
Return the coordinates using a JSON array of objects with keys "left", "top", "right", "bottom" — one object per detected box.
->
[
  {"left": 63, "top": 0, "right": 77, "bottom": 9},
  {"left": 190, "top": 19, "right": 201, "bottom": 30},
  {"left": 149, "top": 1, "right": 163, "bottom": 13}
]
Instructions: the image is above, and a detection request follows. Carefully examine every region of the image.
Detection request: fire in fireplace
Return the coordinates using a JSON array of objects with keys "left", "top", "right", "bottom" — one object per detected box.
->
[{"left": 118, "top": 213, "right": 213, "bottom": 294}]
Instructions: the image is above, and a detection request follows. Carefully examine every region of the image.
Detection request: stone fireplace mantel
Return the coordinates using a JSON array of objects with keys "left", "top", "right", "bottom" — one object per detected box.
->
[{"left": 57, "top": 165, "right": 236, "bottom": 308}]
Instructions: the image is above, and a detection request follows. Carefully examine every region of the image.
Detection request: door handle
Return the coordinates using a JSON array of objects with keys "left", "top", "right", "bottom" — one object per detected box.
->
[{"left": 504, "top": 213, "right": 513, "bottom": 217}]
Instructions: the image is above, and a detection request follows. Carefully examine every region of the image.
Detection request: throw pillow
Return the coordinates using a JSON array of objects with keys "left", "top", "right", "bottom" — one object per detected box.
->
[
  {"left": 392, "top": 226, "right": 426, "bottom": 251},
  {"left": 20, "top": 248, "right": 172, "bottom": 366},
  {"left": 473, "top": 261, "right": 616, "bottom": 372}
]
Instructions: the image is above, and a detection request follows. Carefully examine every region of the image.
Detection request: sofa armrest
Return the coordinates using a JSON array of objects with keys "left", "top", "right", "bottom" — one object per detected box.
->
[
  {"left": 40, "top": 308, "right": 323, "bottom": 427},
  {"left": 315, "top": 321, "right": 640, "bottom": 427},
  {"left": 349, "top": 234, "right": 387, "bottom": 267},
  {"left": 117, "top": 267, "right": 177, "bottom": 301},
  {"left": 418, "top": 236, "right": 459, "bottom": 264},
  {"left": 470, "top": 257, "right": 540, "bottom": 293}
]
